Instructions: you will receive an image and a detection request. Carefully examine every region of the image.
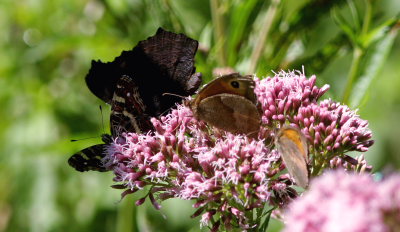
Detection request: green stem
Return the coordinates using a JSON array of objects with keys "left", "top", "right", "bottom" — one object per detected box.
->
[
  {"left": 311, "top": 154, "right": 325, "bottom": 177},
  {"left": 116, "top": 195, "right": 137, "bottom": 232},
  {"left": 162, "top": 0, "right": 183, "bottom": 32},
  {"left": 342, "top": 0, "right": 372, "bottom": 104},
  {"left": 210, "top": 0, "right": 227, "bottom": 66},
  {"left": 342, "top": 47, "right": 363, "bottom": 104},
  {"left": 248, "top": 0, "right": 280, "bottom": 74},
  {"left": 311, "top": 162, "right": 320, "bottom": 177},
  {"left": 361, "top": 0, "right": 372, "bottom": 36}
]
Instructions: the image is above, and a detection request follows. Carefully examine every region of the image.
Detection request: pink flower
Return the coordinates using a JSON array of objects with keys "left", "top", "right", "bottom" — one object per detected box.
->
[
  {"left": 254, "top": 70, "right": 329, "bottom": 128},
  {"left": 104, "top": 104, "right": 283, "bottom": 229},
  {"left": 254, "top": 71, "right": 373, "bottom": 175},
  {"left": 103, "top": 70, "right": 374, "bottom": 230},
  {"left": 283, "top": 170, "right": 400, "bottom": 232},
  {"left": 200, "top": 210, "right": 216, "bottom": 227},
  {"left": 295, "top": 99, "right": 373, "bottom": 153}
]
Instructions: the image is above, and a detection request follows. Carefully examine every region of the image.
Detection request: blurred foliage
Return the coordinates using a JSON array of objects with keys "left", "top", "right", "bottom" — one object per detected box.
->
[{"left": 0, "top": 0, "right": 399, "bottom": 231}]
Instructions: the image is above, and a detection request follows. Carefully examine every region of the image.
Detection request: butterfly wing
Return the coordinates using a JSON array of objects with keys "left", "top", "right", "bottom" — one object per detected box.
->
[
  {"left": 68, "top": 144, "right": 108, "bottom": 172},
  {"left": 68, "top": 134, "right": 112, "bottom": 172},
  {"left": 138, "top": 27, "right": 201, "bottom": 95},
  {"left": 71, "top": 28, "right": 202, "bottom": 172},
  {"left": 110, "top": 75, "right": 153, "bottom": 136},
  {"left": 275, "top": 126, "right": 309, "bottom": 188},
  {"left": 194, "top": 94, "right": 261, "bottom": 136},
  {"left": 85, "top": 27, "right": 202, "bottom": 107},
  {"left": 194, "top": 74, "right": 257, "bottom": 106}
]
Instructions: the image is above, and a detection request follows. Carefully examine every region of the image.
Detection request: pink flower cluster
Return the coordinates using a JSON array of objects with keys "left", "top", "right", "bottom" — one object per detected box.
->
[
  {"left": 255, "top": 71, "right": 373, "bottom": 175},
  {"left": 105, "top": 105, "right": 289, "bottom": 230},
  {"left": 104, "top": 70, "right": 374, "bottom": 230},
  {"left": 294, "top": 99, "right": 374, "bottom": 173},
  {"left": 254, "top": 71, "right": 329, "bottom": 128},
  {"left": 283, "top": 170, "right": 400, "bottom": 232}
]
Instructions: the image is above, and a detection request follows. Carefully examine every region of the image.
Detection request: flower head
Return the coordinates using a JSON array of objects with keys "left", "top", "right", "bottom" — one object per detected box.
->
[
  {"left": 254, "top": 71, "right": 373, "bottom": 175},
  {"left": 105, "top": 104, "right": 285, "bottom": 229},
  {"left": 254, "top": 70, "right": 329, "bottom": 128},
  {"left": 283, "top": 170, "right": 400, "bottom": 232},
  {"left": 104, "top": 70, "right": 374, "bottom": 230}
]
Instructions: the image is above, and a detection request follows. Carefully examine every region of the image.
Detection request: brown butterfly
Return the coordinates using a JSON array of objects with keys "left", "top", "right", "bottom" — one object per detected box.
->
[
  {"left": 190, "top": 73, "right": 261, "bottom": 136},
  {"left": 275, "top": 125, "right": 309, "bottom": 188}
]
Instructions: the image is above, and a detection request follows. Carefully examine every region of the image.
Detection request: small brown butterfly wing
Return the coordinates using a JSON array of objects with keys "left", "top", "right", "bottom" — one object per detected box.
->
[
  {"left": 191, "top": 73, "right": 261, "bottom": 135},
  {"left": 275, "top": 126, "right": 309, "bottom": 188},
  {"left": 194, "top": 93, "right": 261, "bottom": 136},
  {"left": 193, "top": 73, "right": 257, "bottom": 106}
]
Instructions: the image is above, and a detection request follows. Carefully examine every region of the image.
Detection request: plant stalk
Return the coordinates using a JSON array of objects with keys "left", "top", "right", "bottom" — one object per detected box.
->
[
  {"left": 342, "top": 47, "right": 363, "bottom": 104},
  {"left": 210, "top": 0, "right": 227, "bottom": 66},
  {"left": 248, "top": 0, "right": 280, "bottom": 74},
  {"left": 116, "top": 195, "right": 137, "bottom": 232}
]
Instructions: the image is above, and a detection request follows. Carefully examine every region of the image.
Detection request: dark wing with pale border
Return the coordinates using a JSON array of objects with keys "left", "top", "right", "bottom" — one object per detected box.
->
[
  {"left": 110, "top": 75, "right": 153, "bottom": 136},
  {"left": 68, "top": 134, "right": 112, "bottom": 172}
]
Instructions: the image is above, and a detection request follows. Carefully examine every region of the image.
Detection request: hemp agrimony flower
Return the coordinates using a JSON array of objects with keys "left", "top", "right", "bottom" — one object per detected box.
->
[
  {"left": 103, "top": 70, "right": 374, "bottom": 231},
  {"left": 283, "top": 170, "right": 400, "bottom": 232}
]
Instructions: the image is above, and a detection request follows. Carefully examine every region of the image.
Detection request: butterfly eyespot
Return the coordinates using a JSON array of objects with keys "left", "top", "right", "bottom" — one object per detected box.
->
[
  {"left": 231, "top": 81, "right": 240, "bottom": 88},
  {"left": 191, "top": 74, "right": 261, "bottom": 136}
]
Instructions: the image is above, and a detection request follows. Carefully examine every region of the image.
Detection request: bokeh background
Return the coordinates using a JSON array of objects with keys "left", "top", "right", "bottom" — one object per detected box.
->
[{"left": 1, "top": 0, "right": 399, "bottom": 231}]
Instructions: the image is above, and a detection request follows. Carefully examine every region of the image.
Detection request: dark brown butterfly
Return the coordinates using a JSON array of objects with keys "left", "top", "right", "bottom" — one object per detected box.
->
[
  {"left": 190, "top": 73, "right": 261, "bottom": 136},
  {"left": 275, "top": 125, "right": 309, "bottom": 188},
  {"left": 85, "top": 27, "right": 202, "bottom": 113},
  {"left": 68, "top": 28, "right": 202, "bottom": 172}
]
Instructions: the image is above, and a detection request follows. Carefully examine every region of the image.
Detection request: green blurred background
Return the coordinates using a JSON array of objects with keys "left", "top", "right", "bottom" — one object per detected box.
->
[{"left": 1, "top": 0, "right": 399, "bottom": 231}]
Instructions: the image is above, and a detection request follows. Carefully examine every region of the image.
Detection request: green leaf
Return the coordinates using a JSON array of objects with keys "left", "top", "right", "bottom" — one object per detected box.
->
[
  {"left": 360, "top": 14, "right": 400, "bottom": 48},
  {"left": 346, "top": 0, "right": 361, "bottom": 32},
  {"left": 331, "top": 7, "right": 357, "bottom": 45},
  {"left": 350, "top": 28, "right": 399, "bottom": 108},
  {"left": 226, "top": 0, "right": 260, "bottom": 66},
  {"left": 258, "top": 207, "right": 274, "bottom": 232}
]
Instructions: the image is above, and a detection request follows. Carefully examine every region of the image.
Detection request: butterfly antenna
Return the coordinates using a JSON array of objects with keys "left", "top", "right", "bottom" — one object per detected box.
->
[
  {"left": 160, "top": 93, "right": 191, "bottom": 116},
  {"left": 70, "top": 136, "right": 99, "bottom": 142},
  {"left": 162, "top": 92, "right": 187, "bottom": 99}
]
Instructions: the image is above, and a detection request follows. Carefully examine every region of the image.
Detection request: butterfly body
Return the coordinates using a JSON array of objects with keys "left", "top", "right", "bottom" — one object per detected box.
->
[
  {"left": 191, "top": 73, "right": 261, "bottom": 136},
  {"left": 275, "top": 125, "right": 309, "bottom": 188}
]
